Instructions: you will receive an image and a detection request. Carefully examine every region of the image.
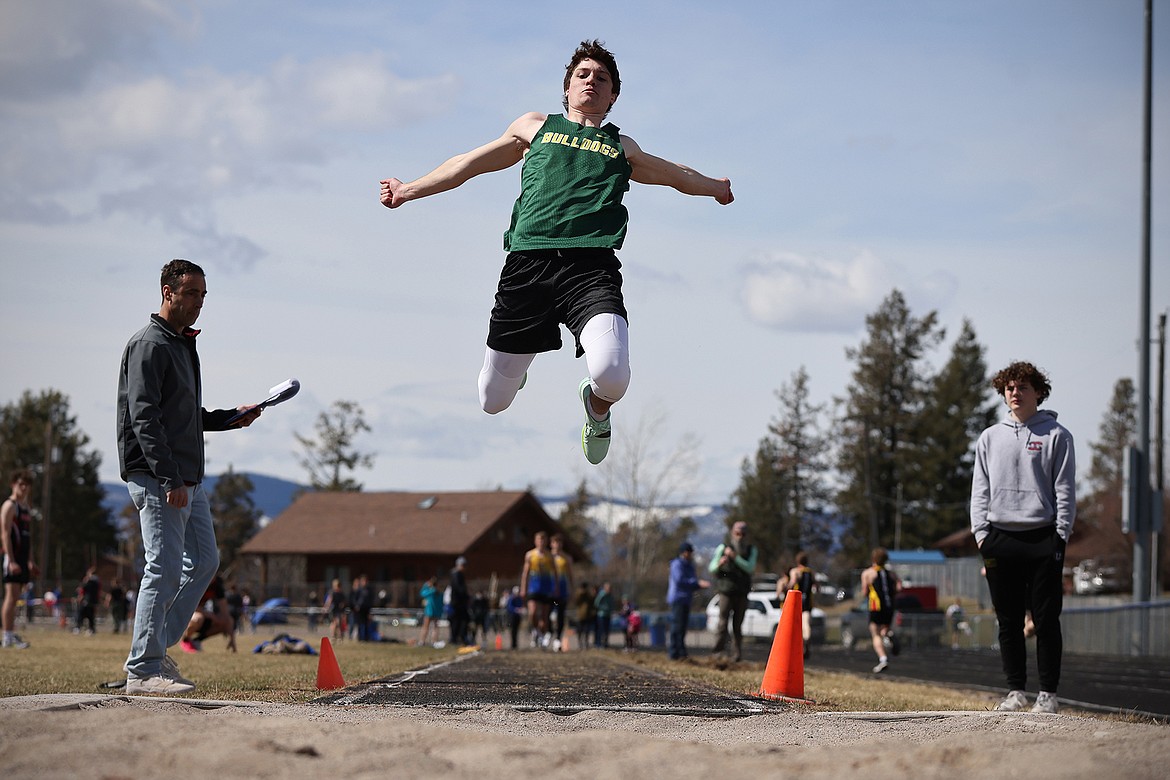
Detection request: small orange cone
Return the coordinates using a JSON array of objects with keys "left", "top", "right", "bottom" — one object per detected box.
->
[
  {"left": 495, "top": 634, "right": 504, "bottom": 651},
  {"left": 316, "top": 637, "right": 345, "bottom": 691},
  {"left": 756, "top": 589, "right": 812, "bottom": 703}
]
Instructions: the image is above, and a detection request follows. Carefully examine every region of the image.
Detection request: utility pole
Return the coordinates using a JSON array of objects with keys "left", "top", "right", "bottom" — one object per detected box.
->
[
  {"left": 1156, "top": 312, "right": 1166, "bottom": 597},
  {"left": 1131, "top": 0, "right": 1155, "bottom": 653},
  {"left": 39, "top": 419, "right": 53, "bottom": 588}
]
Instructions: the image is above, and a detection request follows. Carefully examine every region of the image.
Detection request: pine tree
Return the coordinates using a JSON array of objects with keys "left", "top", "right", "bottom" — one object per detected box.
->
[
  {"left": 0, "top": 389, "right": 116, "bottom": 584},
  {"left": 1076, "top": 378, "right": 1137, "bottom": 573},
  {"left": 917, "top": 320, "right": 997, "bottom": 542},
  {"left": 725, "top": 437, "right": 790, "bottom": 571},
  {"left": 210, "top": 465, "right": 262, "bottom": 575},
  {"left": 835, "top": 290, "right": 945, "bottom": 556},
  {"left": 768, "top": 366, "right": 833, "bottom": 557},
  {"left": 724, "top": 367, "right": 832, "bottom": 571}
]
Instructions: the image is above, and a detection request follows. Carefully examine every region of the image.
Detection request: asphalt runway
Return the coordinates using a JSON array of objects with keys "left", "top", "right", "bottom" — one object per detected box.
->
[
  {"left": 315, "top": 649, "right": 788, "bottom": 716},
  {"left": 749, "top": 642, "right": 1170, "bottom": 719}
]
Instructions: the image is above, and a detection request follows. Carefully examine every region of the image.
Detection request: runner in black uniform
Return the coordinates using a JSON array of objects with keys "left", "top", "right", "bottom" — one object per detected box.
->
[
  {"left": 2, "top": 469, "right": 38, "bottom": 650},
  {"left": 787, "top": 551, "right": 815, "bottom": 659},
  {"left": 860, "top": 547, "right": 899, "bottom": 673}
]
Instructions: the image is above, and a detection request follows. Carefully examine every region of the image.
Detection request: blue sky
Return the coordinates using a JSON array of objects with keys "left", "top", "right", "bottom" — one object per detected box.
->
[{"left": 1, "top": 0, "right": 1166, "bottom": 505}]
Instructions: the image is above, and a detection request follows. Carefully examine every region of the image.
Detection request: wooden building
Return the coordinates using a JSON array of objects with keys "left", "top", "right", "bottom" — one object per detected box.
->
[{"left": 240, "top": 490, "right": 583, "bottom": 604}]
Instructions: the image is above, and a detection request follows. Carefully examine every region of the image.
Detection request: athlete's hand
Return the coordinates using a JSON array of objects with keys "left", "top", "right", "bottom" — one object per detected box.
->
[
  {"left": 380, "top": 178, "right": 407, "bottom": 209},
  {"left": 714, "top": 178, "right": 734, "bottom": 205}
]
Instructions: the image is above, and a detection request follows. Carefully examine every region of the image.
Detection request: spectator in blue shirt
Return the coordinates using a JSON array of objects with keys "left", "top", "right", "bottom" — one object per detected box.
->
[{"left": 666, "top": 542, "right": 710, "bottom": 660}]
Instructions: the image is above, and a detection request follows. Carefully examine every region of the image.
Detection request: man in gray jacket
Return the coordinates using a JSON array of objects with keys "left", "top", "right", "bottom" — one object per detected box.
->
[
  {"left": 971, "top": 361, "right": 1076, "bottom": 714},
  {"left": 117, "top": 259, "right": 261, "bottom": 694}
]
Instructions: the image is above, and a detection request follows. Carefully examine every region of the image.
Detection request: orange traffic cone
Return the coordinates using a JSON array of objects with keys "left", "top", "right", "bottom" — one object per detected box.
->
[
  {"left": 316, "top": 637, "right": 346, "bottom": 691},
  {"left": 495, "top": 634, "right": 504, "bottom": 651},
  {"left": 756, "top": 589, "right": 812, "bottom": 703}
]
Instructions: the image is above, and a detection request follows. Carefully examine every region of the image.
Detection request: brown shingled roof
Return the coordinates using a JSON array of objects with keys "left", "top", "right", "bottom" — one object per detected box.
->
[{"left": 241, "top": 490, "right": 539, "bottom": 556}]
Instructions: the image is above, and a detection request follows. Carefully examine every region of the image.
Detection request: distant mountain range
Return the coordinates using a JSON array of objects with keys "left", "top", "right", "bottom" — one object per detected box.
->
[{"left": 100, "top": 472, "right": 307, "bottom": 521}]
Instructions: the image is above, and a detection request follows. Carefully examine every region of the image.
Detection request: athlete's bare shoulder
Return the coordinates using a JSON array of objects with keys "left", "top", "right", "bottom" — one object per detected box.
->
[{"left": 507, "top": 112, "right": 549, "bottom": 146}]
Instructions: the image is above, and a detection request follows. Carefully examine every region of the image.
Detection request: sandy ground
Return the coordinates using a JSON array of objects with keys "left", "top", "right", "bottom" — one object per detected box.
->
[{"left": 1, "top": 693, "right": 1168, "bottom": 779}]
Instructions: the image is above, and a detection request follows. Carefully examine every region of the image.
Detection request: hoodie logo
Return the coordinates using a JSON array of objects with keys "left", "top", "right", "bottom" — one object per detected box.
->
[{"left": 1027, "top": 441, "right": 1043, "bottom": 452}]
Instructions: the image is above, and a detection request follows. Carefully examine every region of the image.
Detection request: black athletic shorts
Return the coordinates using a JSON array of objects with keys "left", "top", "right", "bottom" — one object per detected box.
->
[
  {"left": 486, "top": 248, "right": 628, "bottom": 357},
  {"left": 2, "top": 557, "right": 31, "bottom": 585}
]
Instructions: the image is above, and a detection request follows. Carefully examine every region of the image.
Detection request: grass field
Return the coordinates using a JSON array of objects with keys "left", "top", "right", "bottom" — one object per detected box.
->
[{"left": 0, "top": 622, "right": 1002, "bottom": 712}]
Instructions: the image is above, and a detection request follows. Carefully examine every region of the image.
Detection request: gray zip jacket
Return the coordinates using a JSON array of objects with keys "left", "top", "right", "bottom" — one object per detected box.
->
[
  {"left": 970, "top": 410, "right": 1077, "bottom": 544},
  {"left": 117, "top": 314, "right": 233, "bottom": 491}
]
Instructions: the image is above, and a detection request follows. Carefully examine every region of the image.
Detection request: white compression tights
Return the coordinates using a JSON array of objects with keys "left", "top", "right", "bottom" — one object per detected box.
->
[{"left": 478, "top": 313, "right": 630, "bottom": 414}]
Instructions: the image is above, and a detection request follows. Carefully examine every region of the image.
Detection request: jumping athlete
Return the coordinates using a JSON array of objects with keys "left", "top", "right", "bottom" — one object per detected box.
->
[
  {"left": 860, "top": 547, "right": 900, "bottom": 673},
  {"left": 379, "top": 39, "right": 733, "bottom": 465}
]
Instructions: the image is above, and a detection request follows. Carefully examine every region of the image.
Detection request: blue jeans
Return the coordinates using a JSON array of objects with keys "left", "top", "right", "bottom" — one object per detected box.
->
[
  {"left": 124, "top": 476, "right": 219, "bottom": 678},
  {"left": 669, "top": 600, "right": 691, "bottom": 659}
]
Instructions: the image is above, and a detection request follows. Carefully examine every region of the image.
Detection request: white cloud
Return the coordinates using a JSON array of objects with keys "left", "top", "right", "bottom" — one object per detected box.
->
[
  {"left": 0, "top": 40, "right": 458, "bottom": 268},
  {"left": 739, "top": 249, "right": 958, "bottom": 334}
]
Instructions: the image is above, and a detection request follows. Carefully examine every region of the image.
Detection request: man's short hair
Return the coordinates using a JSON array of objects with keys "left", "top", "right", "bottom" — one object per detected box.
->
[
  {"left": 872, "top": 547, "right": 889, "bottom": 566},
  {"left": 991, "top": 361, "right": 1052, "bottom": 404},
  {"left": 160, "top": 259, "right": 206, "bottom": 294},
  {"left": 563, "top": 39, "right": 621, "bottom": 98},
  {"left": 795, "top": 551, "right": 809, "bottom": 567}
]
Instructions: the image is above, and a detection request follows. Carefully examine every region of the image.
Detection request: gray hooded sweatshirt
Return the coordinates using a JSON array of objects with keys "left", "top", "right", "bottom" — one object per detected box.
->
[{"left": 970, "top": 410, "right": 1076, "bottom": 544}]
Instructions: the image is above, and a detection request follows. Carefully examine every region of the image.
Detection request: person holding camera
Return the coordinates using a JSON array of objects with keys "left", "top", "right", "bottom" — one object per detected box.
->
[{"left": 708, "top": 522, "right": 758, "bottom": 662}]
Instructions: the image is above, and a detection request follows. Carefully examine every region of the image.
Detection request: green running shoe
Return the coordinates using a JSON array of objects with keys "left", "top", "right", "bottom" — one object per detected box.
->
[{"left": 579, "top": 378, "right": 611, "bottom": 464}]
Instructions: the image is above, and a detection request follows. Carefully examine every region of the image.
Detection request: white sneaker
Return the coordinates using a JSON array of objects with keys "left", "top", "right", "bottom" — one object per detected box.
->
[
  {"left": 126, "top": 674, "right": 195, "bottom": 695},
  {"left": 996, "top": 689, "right": 1029, "bottom": 711},
  {"left": 872, "top": 658, "right": 889, "bottom": 673},
  {"left": 161, "top": 655, "right": 195, "bottom": 686},
  {"left": 2, "top": 633, "right": 30, "bottom": 649},
  {"left": 1032, "top": 691, "right": 1059, "bottom": 714}
]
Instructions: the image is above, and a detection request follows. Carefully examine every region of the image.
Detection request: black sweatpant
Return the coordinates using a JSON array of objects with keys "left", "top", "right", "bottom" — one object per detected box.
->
[{"left": 981, "top": 524, "right": 1066, "bottom": 693}]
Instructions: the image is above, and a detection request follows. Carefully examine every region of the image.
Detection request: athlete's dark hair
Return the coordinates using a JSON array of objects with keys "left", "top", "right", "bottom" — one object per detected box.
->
[
  {"left": 872, "top": 547, "right": 889, "bottom": 566},
  {"left": 10, "top": 468, "right": 33, "bottom": 486},
  {"left": 795, "top": 551, "right": 809, "bottom": 567},
  {"left": 562, "top": 39, "right": 620, "bottom": 111},
  {"left": 160, "top": 258, "right": 205, "bottom": 294},
  {"left": 991, "top": 361, "right": 1052, "bottom": 404}
]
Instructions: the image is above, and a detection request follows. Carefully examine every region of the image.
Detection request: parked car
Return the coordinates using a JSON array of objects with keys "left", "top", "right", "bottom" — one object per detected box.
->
[
  {"left": 839, "top": 587, "right": 945, "bottom": 650},
  {"left": 705, "top": 589, "right": 826, "bottom": 644},
  {"left": 1073, "top": 559, "right": 1124, "bottom": 595}
]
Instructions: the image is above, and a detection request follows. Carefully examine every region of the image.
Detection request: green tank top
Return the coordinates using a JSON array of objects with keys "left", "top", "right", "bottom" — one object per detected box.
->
[{"left": 503, "top": 114, "right": 632, "bottom": 251}]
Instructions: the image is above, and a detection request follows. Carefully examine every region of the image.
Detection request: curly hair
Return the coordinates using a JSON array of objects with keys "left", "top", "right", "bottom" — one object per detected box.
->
[
  {"left": 562, "top": 39, "right": 620, "bottom": 108},
  {"left": 991, "top": 361, "right": 1052, "bottom": 404}
]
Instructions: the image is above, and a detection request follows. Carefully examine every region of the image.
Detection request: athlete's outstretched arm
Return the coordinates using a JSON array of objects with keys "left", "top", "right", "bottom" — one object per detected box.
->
[
  {"left": 622, "top": 136, "right": 734, "bottom": 205},
  {"left": 380, "top": 112, "right": 546, "bottom": 209}
]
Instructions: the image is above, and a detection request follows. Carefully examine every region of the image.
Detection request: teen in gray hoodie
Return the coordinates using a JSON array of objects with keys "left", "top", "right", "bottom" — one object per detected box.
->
[{"left": 971, "top": 361, "right": 1076, "bottom": 714}]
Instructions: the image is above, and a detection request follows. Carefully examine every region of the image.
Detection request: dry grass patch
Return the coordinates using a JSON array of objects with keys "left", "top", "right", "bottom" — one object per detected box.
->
[
  {"left": 0, "top": 623, "right": 460, "bottom": 704},
  {"left": 617, "top": 652, "right": 996, "bottom": 712}
]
